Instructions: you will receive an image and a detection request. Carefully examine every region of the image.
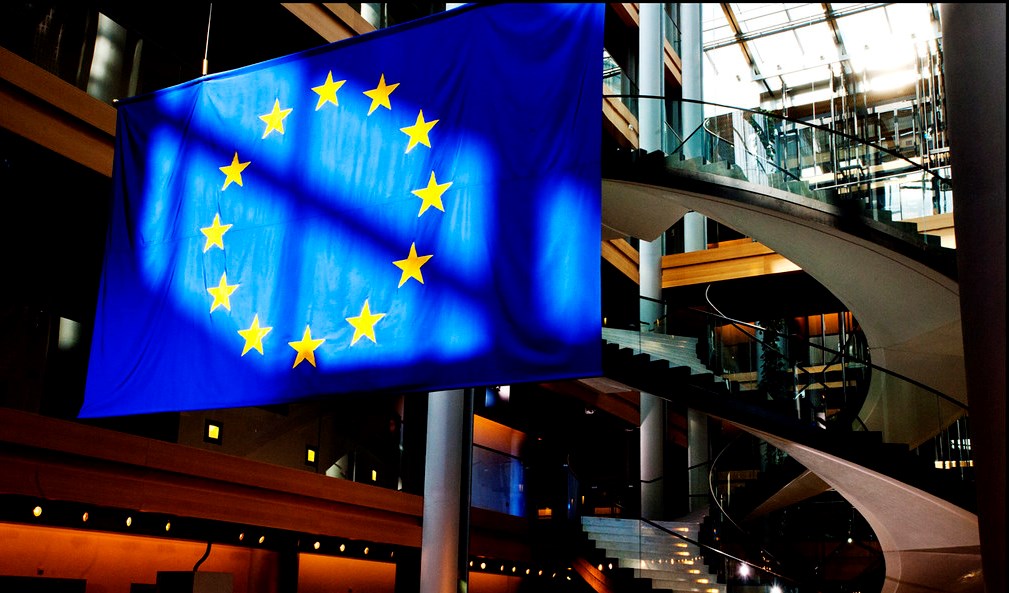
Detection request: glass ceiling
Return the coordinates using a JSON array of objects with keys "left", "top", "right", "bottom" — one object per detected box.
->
[{"left": 702, "top": 3, "right": 941, "bottom": 112}]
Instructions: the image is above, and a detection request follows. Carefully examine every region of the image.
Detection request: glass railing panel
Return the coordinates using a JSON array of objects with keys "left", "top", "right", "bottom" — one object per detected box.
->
[
  {"left": 472, "top": 444, "right": 525, "bottom": 517},
  {"left": 653, "top": 98, "right": 954, "bottom": 246},
  {"left": 603, "top": 52, "right": 638, "bottom": 119}
]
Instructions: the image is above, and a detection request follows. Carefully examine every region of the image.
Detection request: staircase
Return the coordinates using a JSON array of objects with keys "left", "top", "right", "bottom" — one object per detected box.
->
[
  {"left": 580, "top": 515, "right": 725, "bottom": 593},
  {"left": 601, "top": 328, "right": 711, "bottom": 377}
]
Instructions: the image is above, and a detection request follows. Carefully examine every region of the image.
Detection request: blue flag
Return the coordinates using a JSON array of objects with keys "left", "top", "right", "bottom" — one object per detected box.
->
[{"left": 80, "top": 3, "right": 603, "bottom": 417}]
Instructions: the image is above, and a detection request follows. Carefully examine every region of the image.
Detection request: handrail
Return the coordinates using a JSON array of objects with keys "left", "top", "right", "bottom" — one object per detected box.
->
[
  {"left": 607, "top": 501, "right": 802, "bottom": 586},
  {"left": 603, "top": 94, "right": 948, "bottom": 185},
  {"left": 693, "top": 287, "right": 967, "bottom": 411}
]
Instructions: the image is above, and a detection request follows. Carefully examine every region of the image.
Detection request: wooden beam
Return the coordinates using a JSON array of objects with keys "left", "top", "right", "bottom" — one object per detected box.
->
[
  {"left": 602, "top": 238, "right": 640, "bottom": 283},
  {"left": 281, "top": 3, "right": 375, "bottom": 43},
  {"left": 603, "top": 86, "right": 639, "bottom": 149},
  {"left": 0, "top": 47, "right": 115, "bottom": 177}
]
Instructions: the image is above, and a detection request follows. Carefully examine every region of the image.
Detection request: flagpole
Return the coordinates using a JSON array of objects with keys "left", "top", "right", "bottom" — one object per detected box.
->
[{"left": 202, "top": 3, "right": 213, "bottom": 76}]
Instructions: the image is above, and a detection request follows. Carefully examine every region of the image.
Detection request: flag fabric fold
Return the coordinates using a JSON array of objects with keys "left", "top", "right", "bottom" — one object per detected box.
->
[{"left": 81, "top": 3, "right": 603, "bottom": 417}]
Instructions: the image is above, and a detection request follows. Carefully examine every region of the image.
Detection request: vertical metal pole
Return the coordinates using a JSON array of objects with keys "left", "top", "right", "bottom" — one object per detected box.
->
[{"left": 202, "top": 4, "right": 213, "bottom": 76}]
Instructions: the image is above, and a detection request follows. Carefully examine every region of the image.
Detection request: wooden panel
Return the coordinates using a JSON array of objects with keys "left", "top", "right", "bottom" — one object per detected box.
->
[
  {"left": 0, "top": 409, "right": 424, "bottom": 546},
  {"left": 602, "top": 238, "right": 639, "bottom": 283},
  {"left": 661, "top": 240, "right": 801, "bottom": 288}
]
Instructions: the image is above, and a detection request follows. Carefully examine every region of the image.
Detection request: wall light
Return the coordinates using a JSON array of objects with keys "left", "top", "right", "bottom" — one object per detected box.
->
[
  {"left": 313, "top": 541, "right": 321, "bottom": 550},
  {"left": 204, "top": 420, "right": 222, "bottom": 444},
  {"left": 32, "top": 506, "right": 42, "bottom": 518},
  {"left": 125, "top": 516, "right": 132, "bottom": 527},
  {"left": 306, "top": 446, "right": 318, "bottom": 467}
]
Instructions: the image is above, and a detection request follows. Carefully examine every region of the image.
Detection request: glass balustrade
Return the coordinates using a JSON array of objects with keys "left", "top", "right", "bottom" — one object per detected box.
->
[{"left": 615, "top": 97, "right": 954, "bottom": 246}]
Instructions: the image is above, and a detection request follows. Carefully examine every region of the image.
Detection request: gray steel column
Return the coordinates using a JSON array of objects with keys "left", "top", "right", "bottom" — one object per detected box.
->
[
  {"left": 419, "top": 390, "right": 465, "bottom": 593},
  {"left": 638, "top": 2, "right": 666, "bottom": 521},
  {"left": 941, "top": 5, "right": 1006, "bottom": 593},
  {"left": 687, "top": 409, "right": 710, "bottom": 512}
]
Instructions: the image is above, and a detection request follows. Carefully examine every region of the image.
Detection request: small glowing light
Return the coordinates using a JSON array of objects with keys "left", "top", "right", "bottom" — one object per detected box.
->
[
  {"left": 313, "top": 541, "right": 321, "bottom": 550},
  {"left": 258, "top": 536, "right": 265, "bottom": 544},
  {"left": 598, "top": 564, "right": 604, "bottom": 570},
  {"left": 82, "top": 512, "right": 89, "bottom": 522},
  {"left": 480, "top": 562, "right": 486, "bottom": 570},
  {"left": 371, "top": 470, "right": 377, "bottom": 481},
  {"left": 675, "top": 542, "right": 689, "bottom": 548},
  {"left": 207, "top": 423, "right": 220, "bottom": 440},
  {"left": 707, "top": 589, "right": 720, "bottom": 593},
  {"left": 537, "top": 570, "right": 543, "bottom": 576},
  {"left": 608, "top": 563, "right": 613, "bottom": 570},
  {"left": 363, "top": 547, "right": 369, "bottom": 555},
  {"left": 847, "top": 536, "right": 854, "bottom": 544},
  {"left": 469, "top": 561, "right": 473, "bottom": 567},
  {"left": 32, "top": 506, "right": 42, "bottom": 517},
  {"left": 500, "top": 565, "right": 505, "bottom": 571},
  {"left": 771, "top": 586, "right": 784, "bottom": 593},
  {"left": 676, "top": 551, "right": 692, "bottom": 556},
  {"left": 511, "top": 566, "right": 516, "bottom": 573},
  {"left": 165, "top": 522, "right": 171, "bottom": 532},
  {"left": 125, "top": 516, "right": 132, "bottom": 527},
  {"left": 239, "top": 533, "right": 245, "bottom": 541},
  {"left": 739, "top": 563, "right": 751, "bottom": 577},
  {"left": 688, "top": 569, "right": 701, "bottom": 574},
  {"left": 306, "top": 448, "right": 316, "bottom": 463},
  {"left": 697, "top": 578, "right": 710, "bottom": 584},
  {"left": 683, "top": 559, "right": 694, "bottom": 565},
  {"left": 339, "top": 544, "right": 346, "bottom": 552},
  {"left": 525, "top": 569, "right": 531, "bottom": 575}
]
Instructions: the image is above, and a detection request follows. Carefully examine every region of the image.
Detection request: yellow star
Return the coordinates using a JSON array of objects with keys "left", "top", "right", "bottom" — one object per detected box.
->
[
  {"left": 411, "top": 171, "right": 453, "bottom": 217},
  {"left": 400, "top": 109, "right": 439, "bottom": 153},
  {"left": 289, "top": 326, "right": 326, "bottom": 368},
  {"left": 363, "top": 74, "right": 399, "bottom": 115},
  {"left": 200, "top": 213, "right": 233, "bottom": 252},
  {"left": 207, "top": 272, "right": 239, "bottom": 313},
  {"left": 393, "top": 242, "right": 433, "bottom": 287},
  {"left": 219, "top": 152, "right": 250, "bottom": 190},
  {"left": 259, "top": 99, "right": 293, "bottom": 138},
  {"left": 346, "top": 299, "right": 385, "bottom": 346},
  {"left": 312, "top": 71, "right": 346, "bottom": 110},
  {"left": 238, "top": 314, "right": 272, "bottom": 356}
]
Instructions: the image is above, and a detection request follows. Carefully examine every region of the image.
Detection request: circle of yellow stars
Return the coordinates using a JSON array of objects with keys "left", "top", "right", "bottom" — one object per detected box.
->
[{"left": 199, "top": 70, "right": 450, "bottom": 369}]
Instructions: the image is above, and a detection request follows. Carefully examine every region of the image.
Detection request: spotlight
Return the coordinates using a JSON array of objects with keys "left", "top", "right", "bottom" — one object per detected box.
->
[
  {"left": 258, "top": 536, "right": 265, "bottom": 544},
  {"left": 125, "top": 516, "right": 133, "bottom": 527},
  {"left": 165, "top": 522, "right": 171, "bottom": 532},
  {"left": 313, "top": 541, "right": 320, "bottom": 550},
  {"left": 32, "top": 506, "right": 42, "bottom": 518},
  {"left": 738, "top": 563, "right": 751, "bottom": 577},
  {"left": 82, "top": 512, "right": 89, "bottom": 523}
]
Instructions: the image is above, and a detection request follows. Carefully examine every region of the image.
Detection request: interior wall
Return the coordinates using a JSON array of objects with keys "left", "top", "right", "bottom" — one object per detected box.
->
[
  {"left": 297, "top": 555, "right": 395, "bottom": 593},
  {"left": 0, "top": 522, "right": 279, "bottom": 593}
]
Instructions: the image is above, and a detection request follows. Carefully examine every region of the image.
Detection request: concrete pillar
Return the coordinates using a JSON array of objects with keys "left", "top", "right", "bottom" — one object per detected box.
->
[
  {"left": 940, "top": 5, "right": 1006, "bottom": 593},
  {"left": 679, "top": 3, "right": 704, "bottom": 157},
  {"left": 637, "top": 3, "right": 667, "bottom": 522},
  {"left": 419, "top": 390, "right": 465, "bottom": 593},
  {"left": 679, "top": 4, "right": 709, "bottom": 255}
]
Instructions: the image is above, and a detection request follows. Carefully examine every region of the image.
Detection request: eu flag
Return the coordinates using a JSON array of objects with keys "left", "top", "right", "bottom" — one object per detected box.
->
[{"left": 80, "top": 3, "right": 603, "bottom": 417}]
